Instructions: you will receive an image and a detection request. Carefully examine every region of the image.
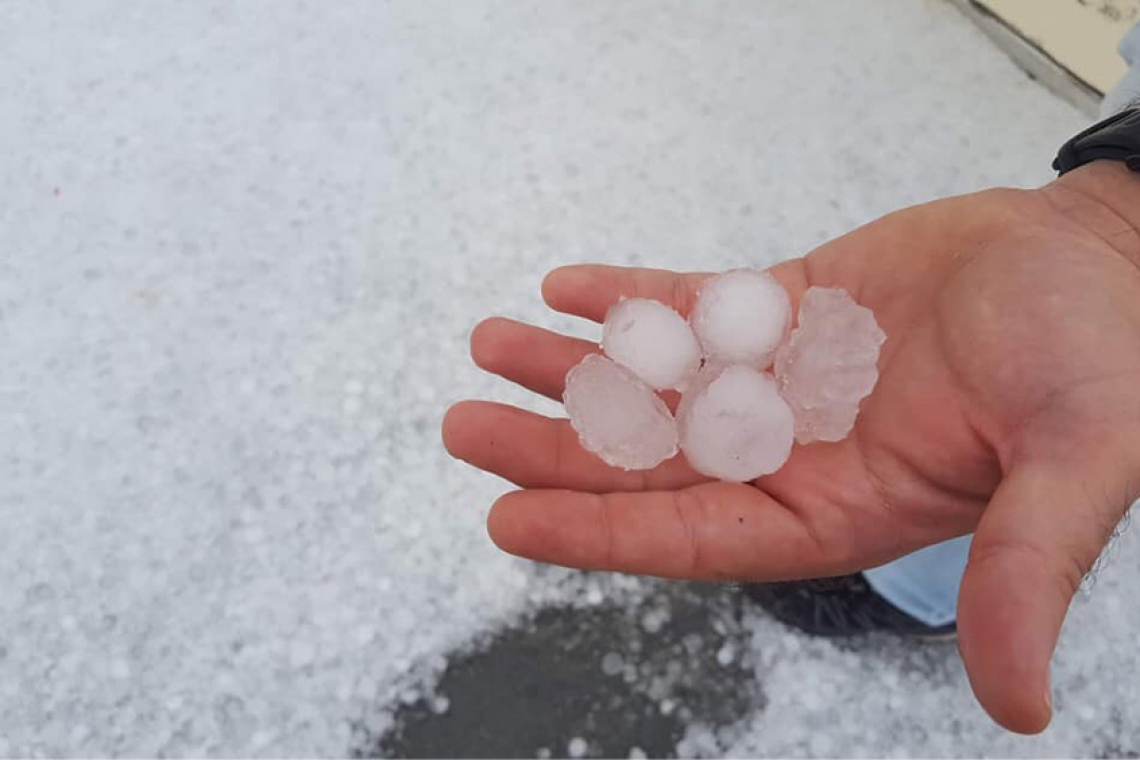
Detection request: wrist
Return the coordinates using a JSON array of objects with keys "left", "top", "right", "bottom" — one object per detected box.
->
[{"left": 1040, "top": 161, "right": 1140, "bottom": 271}]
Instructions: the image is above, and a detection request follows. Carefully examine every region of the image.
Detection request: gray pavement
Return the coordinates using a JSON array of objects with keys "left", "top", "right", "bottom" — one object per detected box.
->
[
  {"left": 1, "top": 1, "right": 1137, "bottom": 756},
  {"left": 373, "top": 583, "right": 756, "bottom": 759}
]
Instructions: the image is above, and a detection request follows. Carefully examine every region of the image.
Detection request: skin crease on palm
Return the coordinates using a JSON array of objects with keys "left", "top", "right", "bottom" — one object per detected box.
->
[{"left": 441, "top": 162, "right": 1140, "bottom": 735}]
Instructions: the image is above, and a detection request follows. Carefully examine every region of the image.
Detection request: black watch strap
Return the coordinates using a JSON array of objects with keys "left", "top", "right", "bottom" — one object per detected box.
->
[{"left": 1053, "top": 106, "right": 1140, "bottom": 175}]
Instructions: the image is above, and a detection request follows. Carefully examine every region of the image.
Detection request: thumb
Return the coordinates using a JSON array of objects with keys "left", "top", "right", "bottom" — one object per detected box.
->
[{"left": 957, "top": 458, "right": 1137, "bottom": 734}]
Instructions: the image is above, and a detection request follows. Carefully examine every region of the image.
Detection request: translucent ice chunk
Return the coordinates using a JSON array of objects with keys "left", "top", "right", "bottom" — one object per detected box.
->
[
  {"left": 774, "top": 286, "right": 887, "bottom": 444},
  {"left": 602, "top": 298, "right": 702, "bottom": 391},
  {"left": 690, "top": 269, "right": 791, "bottom": 370},
  {"left": 563, "top": 354, "right": 678, "bottom": 470},
  {"left": 568, "top": 738, "right": 588, "bottom": 759},
  {"left": 677, "top": 365, "right": 794, "bottom": 482}
]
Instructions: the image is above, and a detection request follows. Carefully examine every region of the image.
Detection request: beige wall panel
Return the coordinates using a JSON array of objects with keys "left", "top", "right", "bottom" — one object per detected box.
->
[{"left": 977, "top": 0, "right": 1138, "bottom": 92}]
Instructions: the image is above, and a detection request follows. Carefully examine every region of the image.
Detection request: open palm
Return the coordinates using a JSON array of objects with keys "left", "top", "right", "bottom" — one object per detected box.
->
[{"left": 443, "top": 164, "right": 1140, "bottom": 734}]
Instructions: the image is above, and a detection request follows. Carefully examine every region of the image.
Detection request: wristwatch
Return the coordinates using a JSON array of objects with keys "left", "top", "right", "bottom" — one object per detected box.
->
[{"left": 1053, "top": 106, "right": 1140, "bottom": 175}]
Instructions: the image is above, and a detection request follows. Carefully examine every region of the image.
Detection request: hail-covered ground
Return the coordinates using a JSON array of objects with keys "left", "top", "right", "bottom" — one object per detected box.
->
[{"left": 1, "top": 0, "right": 1136, "bottom": 756}]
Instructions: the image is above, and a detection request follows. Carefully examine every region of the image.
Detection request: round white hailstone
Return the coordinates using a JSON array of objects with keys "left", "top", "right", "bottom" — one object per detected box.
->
[
  {"left": 602, "top": 298, "right": 702, "bottom": 390},
  {"left": 689, "top": 269, "right": 791, "bottom": 369},
  {"left": 678, "top": 365, "right": 794, "bottom": 482},
  {"left": 600, "top": 652, "right": 624, "bottom": 676},
  {"left": 563, "top": 354, "right": 678, "bottom": 470},
  {"left": 568, "top": 737, "right": 589, "bottom": 759}
]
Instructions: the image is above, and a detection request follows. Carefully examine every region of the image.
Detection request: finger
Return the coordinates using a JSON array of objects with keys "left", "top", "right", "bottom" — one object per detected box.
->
[
  {"left": 541, "top": 262, "right": 813, "bottom": 324},
  {"left": 471, "top": 317, "right": 597, "bottom": 401},
  {"left": 487, "top": 482, "right": 856, "bottom": 581},
  {"left": 542, "top": 265, "right": 711, "bottom": 323},
  {"left": 957, "top": 458, "right": 1138, "bottom": 734},
  {"left": 443, "top": 400, "right": 704, "bottom": 492}
]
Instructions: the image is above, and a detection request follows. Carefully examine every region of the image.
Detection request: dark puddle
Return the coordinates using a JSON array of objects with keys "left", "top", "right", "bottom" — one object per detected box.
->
[{"left": 362, "top": 581, "right": 762, "bottom": 759}]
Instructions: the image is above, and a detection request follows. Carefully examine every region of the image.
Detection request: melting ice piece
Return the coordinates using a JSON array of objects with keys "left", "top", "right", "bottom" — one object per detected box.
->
[
  {"left": 564, "top": 354, "right": 678, "bottom": 470},
  {"left": 689, "top": 269, "right": 791, "bottom": 370},
  {"left": 774, "top": 286, "right": 887, "bottom": 444},
  {"left": 602, "top": 298, "right": 702, "bottom": 390},
  {"left": 677, "top": 365, "right": 794, "bottom": 482}
]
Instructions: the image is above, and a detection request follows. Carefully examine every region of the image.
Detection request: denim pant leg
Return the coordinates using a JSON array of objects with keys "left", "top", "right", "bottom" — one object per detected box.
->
[
  {"left": 863, "top": 536, "right": 972, "bottom": 627},
  {"left": 1102, "top": 21, "right": 1140, "bottom": 115}
]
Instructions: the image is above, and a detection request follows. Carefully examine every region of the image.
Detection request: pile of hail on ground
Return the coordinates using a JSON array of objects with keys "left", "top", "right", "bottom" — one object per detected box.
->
[{"left": 563, "top": 270, "right": 887, "bottom": 482}]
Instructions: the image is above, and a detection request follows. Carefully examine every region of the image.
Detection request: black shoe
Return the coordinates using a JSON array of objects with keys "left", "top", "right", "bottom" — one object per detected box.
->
[{"left": 741, "top": 573, "right": 957, "bottom": 640}]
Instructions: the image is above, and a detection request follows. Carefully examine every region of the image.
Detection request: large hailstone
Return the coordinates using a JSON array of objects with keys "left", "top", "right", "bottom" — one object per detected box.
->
[
  {"left": 689, "top": 269, "right": 791, "bottom": 370},
  {"left": 563, "top": 354, "right": 678, "bottom": 470},
  {"left": 774, "top": 286, "right": 887, "bottom": 444},
  {"left": 677, "top": 365, "right": 795, "bottom": 482},
  {"left": 602, "top": 298, "right": 702, "bottom": 391}
]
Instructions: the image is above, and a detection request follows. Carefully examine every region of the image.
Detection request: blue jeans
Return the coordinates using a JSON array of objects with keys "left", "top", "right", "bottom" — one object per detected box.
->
[
  {"left": 1102, "top": 20, "right": 1140, "bottom": 115},
  {"left": 864, "top": 536, "right": 971, "bottom": 627}
]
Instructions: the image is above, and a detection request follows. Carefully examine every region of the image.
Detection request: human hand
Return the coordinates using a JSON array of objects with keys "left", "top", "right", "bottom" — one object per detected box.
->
[{"left": 442, "top": 162, "right": 1140, "bottom": 734}]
